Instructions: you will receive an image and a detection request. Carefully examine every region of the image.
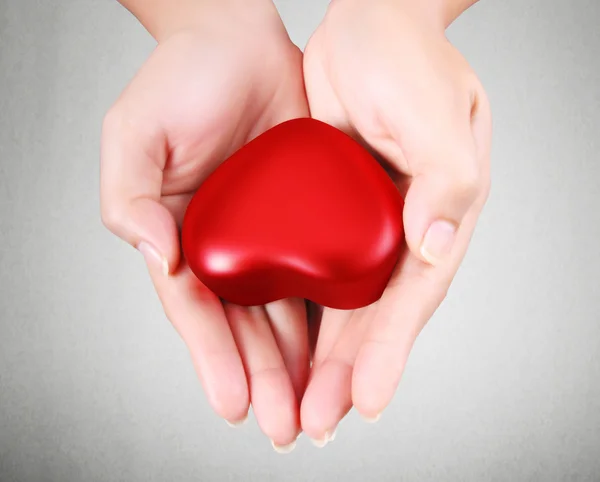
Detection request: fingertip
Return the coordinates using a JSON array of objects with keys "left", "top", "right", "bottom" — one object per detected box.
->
[
  {"left": 138, "top": 241, "right": 171, "bottom": 276},
  {"left": 271, "top": 438, "right": 298, "bottom": 454},
  {"left": 225, "top": 411, "right": 249, "bottom": 428},
  {"left": 251, "top": 369, "right": 300, "bottom": 446},
  {"left": 308, "top": 427, "right": 337, "bottom": 448},
  {"left": 209, "top": 381, "right": 251, "bottom": 426},
  {"left": 360, "top": 412, "right": 382, "bottom": 424},
  {"left": 300, "top": 361, "right": 351, "bottom": 442},
  {"left": 352, "top": 342, "right": 404, "bottom": 420},
  {"left": 189, "top": 350, "right": 250, "bottom": 426},
  {"left": 402, "top": 172, "right": 474, "bottom": 267},
  {"left": 103, "top": 195, "right": 181, "bottom": 275},
  {"left": 419, "top": 219, "right": 458, "bottom": 266}
]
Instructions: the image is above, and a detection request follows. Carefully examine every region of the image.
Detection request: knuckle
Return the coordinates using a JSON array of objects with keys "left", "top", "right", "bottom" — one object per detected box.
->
[
  {"left": 480, "top": 174, "right": 492, "bottom": 201},
  {"left": 101, "top": 104, "right": 126, "bottom": 139},
  {"left": 100, "top": 202, "right": 124, "bottom": 235},
  {"left": 99, "top": 105, "right": 130, "bottom": 237},
  {"left": 432, "top": 281, "right": 450, "bottom": 307},
  {"left": 101, "top": 106, "right": 116, "bottom": 132},
  {"left": 424, "top": 269, "right": 451, "bottom": 304},
  {"left": 450, "top": 162, "right": 482, "bottom": 201},
  {"left": 476, "top": 86, "right": 491, "bottom": 115}
]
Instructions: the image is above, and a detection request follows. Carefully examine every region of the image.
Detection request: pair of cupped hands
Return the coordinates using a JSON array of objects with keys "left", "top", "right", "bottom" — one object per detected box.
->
[{"left": 100, "top": 0, "right": 491, "bottom": 452}]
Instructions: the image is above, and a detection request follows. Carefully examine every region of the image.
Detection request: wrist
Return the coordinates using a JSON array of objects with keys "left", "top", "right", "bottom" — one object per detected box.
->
[
  {"left": 119, "top": 0, "right": 281, "bottom": 42},
  {"left": 328, "top": 0, "right": 478, "bottom": 30},
  {"left": 396, "top": 0, "right": 479, "bottom": 28},
  {"left": 436, "top": 0, "right": 479, "bottom": 27}
]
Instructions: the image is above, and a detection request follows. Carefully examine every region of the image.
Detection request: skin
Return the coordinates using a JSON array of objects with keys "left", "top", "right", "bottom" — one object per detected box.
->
[
  {"left": 101, "top": 0, "right": 491, "bottom": 453},
  {"left": 101, "top": 0, "right": 310, "bottom": 451},
  {"left": 300, "top": 0, "right": 492, "bottom": 444}
]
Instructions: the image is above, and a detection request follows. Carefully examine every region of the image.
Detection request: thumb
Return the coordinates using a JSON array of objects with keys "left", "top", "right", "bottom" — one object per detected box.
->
[
  {"left": 100, "top": 108, "right": 180, "bottom": 275},
  {"left": 402, "top": 143, "right": 482, "bottom": 266}
]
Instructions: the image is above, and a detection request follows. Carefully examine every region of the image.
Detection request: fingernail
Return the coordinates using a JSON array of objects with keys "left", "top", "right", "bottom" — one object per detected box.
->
[
  {"left": 362, "top": 413, "right": 381, "bottom": 423},
  {"left": 420, "top": 220, "right": 457, "bottom": 265},
  {"left": 138, "top": 241, "right": 169, "bottom": 276},
  {"left": 310, "top": 428, "right": 337, "bottom": 448},
  {"left": 271, "top": 439, "right": 297, "bottom": 454},
  {"left": 225, "top": 413, "right": 248, "bottom": 428}
]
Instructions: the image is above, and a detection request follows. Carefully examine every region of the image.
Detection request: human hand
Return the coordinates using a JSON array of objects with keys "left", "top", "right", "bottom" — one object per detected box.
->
[
  {"left": 100, "top": 1, "right": 309, "bottom": 450},
  {"left": 301, "top": 0, "right": 492, "bottom": 443}
]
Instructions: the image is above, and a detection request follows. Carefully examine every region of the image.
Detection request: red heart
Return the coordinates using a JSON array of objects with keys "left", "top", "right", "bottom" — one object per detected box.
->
[{"left": 181, "top": 118, "right": 404, "bottom": 310}]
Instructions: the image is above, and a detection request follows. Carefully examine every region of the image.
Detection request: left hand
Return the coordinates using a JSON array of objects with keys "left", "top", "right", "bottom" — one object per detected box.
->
[{"left": 300, "top": 0, "right": 492, "bottom": 444}]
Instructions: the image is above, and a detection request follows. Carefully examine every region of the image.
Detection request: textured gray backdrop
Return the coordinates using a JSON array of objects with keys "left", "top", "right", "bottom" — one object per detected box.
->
[{"left": 1, "top": 1, "right": 599, "bottom": 481}]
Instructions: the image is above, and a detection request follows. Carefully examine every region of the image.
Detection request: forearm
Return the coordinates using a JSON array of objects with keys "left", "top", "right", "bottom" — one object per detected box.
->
[
  {"left": 394, "top": 0, "right": 480, "bottom": 28},
  {"left": 117, "top": 0, "right": 277, "bottom": 41},
  {"left": 331, "top": 0, "right": 479, "bottom": 30},
  {"left": 438, "top": 0, "right": 479, "bottom": 27}
]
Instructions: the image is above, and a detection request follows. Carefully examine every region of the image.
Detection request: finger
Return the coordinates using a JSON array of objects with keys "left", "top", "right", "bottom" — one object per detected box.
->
[
  {"left": 398, "top": 106, "right": 482, "bottom": 266},
  {"left": 352, "top": 196, "right": 486, "bottom": 420},
  {"left": 301, "top": 308, "right": 370, "bottom": 445},
  {"left": 391, "top": 83, "right": 491, "bottom": 268},
  {"left": 306, "top": 301, "right": 323, "bottom": 360},
  {"left": 303, "top": 27, "right": 354, "bottom": 135},
  {"left": 403, "top": 160, "right": 480, "bottom": 267},
  {"left": 311, "top": 309, "right": 352, "bottom": 368},
  {"left": 160, "top": 192, "right": 195, "bottom": 228},
  {"left": 351, "top": 85, "right": 492, "bottom": 419},
  {"left": 145, "top": 260, "right": 250, "bottom": 425},
  {"left": 100, "top": 108, "right": 180, "bottom": 275},
  {"left": 225, "top": 304, "right": 300, "bottom": 451},
  {"left": 264, "top": 298, "right": 310, "bottom": 403}
]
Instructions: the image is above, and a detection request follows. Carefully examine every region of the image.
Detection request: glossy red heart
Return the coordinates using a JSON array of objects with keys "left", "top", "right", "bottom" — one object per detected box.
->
[{"left": 181, "top": 118, "right": 404, "bottom": 310}]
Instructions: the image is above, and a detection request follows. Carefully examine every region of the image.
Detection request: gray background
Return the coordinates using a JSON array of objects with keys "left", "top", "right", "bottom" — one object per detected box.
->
[{"left": 1, "top": 0, "right": 599, "bottom": 481}]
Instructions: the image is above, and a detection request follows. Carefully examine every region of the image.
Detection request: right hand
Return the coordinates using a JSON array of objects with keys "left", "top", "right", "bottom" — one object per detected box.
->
[{"left": 100, "top": 3, "right": 310, "bottom": 450}]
